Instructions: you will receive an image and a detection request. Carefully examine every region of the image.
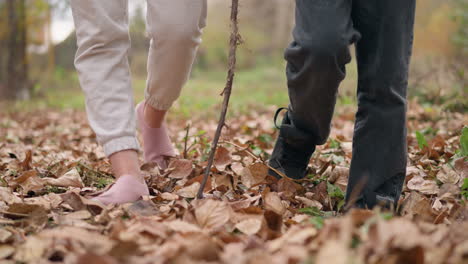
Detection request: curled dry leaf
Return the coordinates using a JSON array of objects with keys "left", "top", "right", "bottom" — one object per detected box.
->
[
  {"left": 240, "top": 163, "right": 268, "bottom": 188},
  {"left": 193, "top": 199, "right": 232, "bottom": 231},
  {"left": 230, "top": 162, "right": 244, "bottom": 176},
  {"left": 214, "top": 146, "right": 232, "bottom": 171},
  {"left": 167, "top": 159, "right": 193, "bottom": 179},
  {"left": 13, "top": 170, "right": 45, "bottom": 194},
  {"left": 0, "top": 187, "right": 22, "bottom": 205},
  {"left": 234, "top": 218, "right": 262, "bottom": 235},
  {"left": 407, "top": 175, "right": 439, "bottom": 195},
  {"left": 43, "top": 167, "right": 84, "bottom": 188},
  {"left": 400, "top": 192, "right": 436, "bottom": 222},
  {"left": 176, "top": 182, "right": 200, "bottom": 198},
  {"left": 160, "top": 192, "right": 179, "bottom": 201},
  {"left": 295, "top": 196, "right": 323, "bottom": 210},
  {"left": 264, "top": 192, "right": 286, "bottom": 216},
  {"left": 325, "top": 166, "right": 349, "bottom": 184},
  {"left": 436, "top": 163, "right": 460, "bottom": 185}
]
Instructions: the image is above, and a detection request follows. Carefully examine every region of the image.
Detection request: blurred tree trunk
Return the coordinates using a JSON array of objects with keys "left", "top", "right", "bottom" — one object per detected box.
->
[
  {"left": 273, "top": 0, "right": 294, "bottom": 50},
  {"left": 46, "top": 3, "right": 55, "bottom": 79},
  {"left": 0, "top": 1, "right": 6, "bottom": 89},
  {"left": 2, "top": 0, "right": 30, "bottom": 100}
]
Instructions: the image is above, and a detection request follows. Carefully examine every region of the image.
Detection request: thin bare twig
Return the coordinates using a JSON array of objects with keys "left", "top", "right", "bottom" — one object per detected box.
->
[
  {"left": 197, "top": 0, "right": 240, "bottom": 199},
  {"left": 218, "top": 140, "right": 289, "bottom": 179},
  {"left": 183, "top": 122, "right": 191, "bottom": 159}
]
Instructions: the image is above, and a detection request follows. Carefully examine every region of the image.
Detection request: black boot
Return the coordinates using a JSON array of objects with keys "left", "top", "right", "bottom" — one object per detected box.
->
[{"left": 268, "top": 108, "right": 316, "bottom": 180}]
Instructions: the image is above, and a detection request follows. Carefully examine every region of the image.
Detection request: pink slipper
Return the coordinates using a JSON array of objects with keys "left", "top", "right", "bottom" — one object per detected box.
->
[
  {"left": 92, "top": 175, "right": 149, "bottom": 205},
  {"left": 136, "top": 102, "right": 176, "bottom": 169}
]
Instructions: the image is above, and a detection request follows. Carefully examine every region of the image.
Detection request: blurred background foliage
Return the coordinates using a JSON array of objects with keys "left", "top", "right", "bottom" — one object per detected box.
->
[{"left": 0, "top": 0, "right": 466, "bottom": 117}]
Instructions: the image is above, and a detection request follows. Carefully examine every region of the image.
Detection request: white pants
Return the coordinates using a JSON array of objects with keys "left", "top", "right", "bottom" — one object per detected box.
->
[{"left": 71, "top": 0, "right": 207, "bottom": 157}]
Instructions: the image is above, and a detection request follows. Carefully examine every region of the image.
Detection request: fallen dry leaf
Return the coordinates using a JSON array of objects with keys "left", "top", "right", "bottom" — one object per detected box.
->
[
  {"left": 193, "top": 199, "right": 232, "bottom": 231},
  {"left": 407, "top": 175, "right": 439, "bottom": 194},
  {"left": 0, "top": 104, "right": 466, "bottom": 263},
  {"left": 214, "top": 146, "right": 232, "bottom": 171},
  {"left": 176, "top": 182, "right": 200, "bottom": 198},
  {"left": 168, "top": 159, "right": 193, "bottom": 179},
  {"left": 234, "top": 218, "right": 262, "bottom": 235},
  {"left": 240, "top": 163, "right": 268, "bottom": 188},
  {"left": 43, "top": 167, "right": 84, "bottom": 188}
]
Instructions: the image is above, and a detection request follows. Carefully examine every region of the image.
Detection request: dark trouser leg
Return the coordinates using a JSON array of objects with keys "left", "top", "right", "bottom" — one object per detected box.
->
[
  {"left": 345, "top": 0, "right": 416, "bottom": 208},
  {"left": 270, "top": 0, "right": 359, "bottom": 180},
  {"left": 285, "top": 0, "right": 359, "bottom": 146}
]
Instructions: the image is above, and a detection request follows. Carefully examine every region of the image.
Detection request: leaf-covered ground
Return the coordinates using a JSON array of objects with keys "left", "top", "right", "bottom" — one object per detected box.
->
[{"left": 0, "top": 101, "right": 467, "bottom": 264}]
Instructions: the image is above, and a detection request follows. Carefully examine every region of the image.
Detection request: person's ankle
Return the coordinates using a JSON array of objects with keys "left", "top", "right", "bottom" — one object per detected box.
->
[
  {"left": 143, "top": 103, "right": 167, "bottom": 128},
  {"left": 109, "top": 149, "right": 143, "bottom": 182}
]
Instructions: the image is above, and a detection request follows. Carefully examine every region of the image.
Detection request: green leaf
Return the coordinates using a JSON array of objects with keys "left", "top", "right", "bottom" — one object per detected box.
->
[
  {"left": 460, "top": 126, "right": 468, "bottom": 156},
  {"left": 327, "top": 182, "right": 345, "bottom": 200},
  {"left": 309, "top": 216, "right": 324, "bottom": 229},
  {"left": 416, "top": 131, "right": 428, "bottom": 149},
  {"left": 461, "top": 178, "right": 468, "bottom": 199},
  {"left": 329, "top": 138, "right": 341, "bottom": 149},
  {"left": 299, "top": 207, "right": 322, "bottom": 217}
]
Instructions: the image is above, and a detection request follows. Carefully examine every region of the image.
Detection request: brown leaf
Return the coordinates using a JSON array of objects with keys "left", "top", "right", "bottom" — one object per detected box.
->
[
  {"left": 176, "top": 182, "right": 200, "bottom": 198},
  {"left": 400, "top": 192, "right": 436, "bottom": 222},
  {"left": 406, "top": 175, "right": 439, "bottom": 194},
  {"left": 234, "top": 218, "right": 262, "bottom": 235},
  {"left": 438, "top": 183, "right": 461, "bottom": 199},
  {"left": 0, "top": 187, "right": 22, "bottom": 204},
  {"left": 240, "top": 163, "right": 268, "bottom": 188},
  {"left": 160, "top": 192, "right": 179, "bottom": 201},
  {"left": 13, "top": 170, "right": 45, "bottom": 193},
  {"left": 436, "top": 163, "right": 460, "bottom": 185},
  {"left": 324, "top": 166, "right": 349, "bottom": 185},
  {"left": 126, "top": 200, "right": 159, "bottom": 217},
  {"left": 263, "top": 192, "right": 286, "bottom": 216},
  {"left": 19, "top": 149, "right": 32, "bottom": 171},
  {"left": 213, "top": 173, "right": 233, "bottom": 189},
  {"left": 61, "top": 191, "right": 104, "bottom": 215},
  {"left": 193, "top": 199, "right": 232, "bottom": 231},
  {"left": 168, "top": 159, "right": 193, "bottom": 179},
  {"left": 43, "top": 167, "right": 84, "bottom": 188},
  {"left": 214, "top": 146, "right": 232, "bottom": 171},
  {"left": 295, "top": 196, "right": 323, "bottom": 210},
  {"left": 230, "top": 162, "right": 244, "bottom": 176}
]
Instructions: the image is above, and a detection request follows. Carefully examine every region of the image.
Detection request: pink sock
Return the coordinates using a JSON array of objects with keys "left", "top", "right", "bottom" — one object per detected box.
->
[
  {"left": 136, "top": 102, "right": 176, "bottom": 169},
  {"left": 92, "top": 175, "right": 149, "bottom": 205}
]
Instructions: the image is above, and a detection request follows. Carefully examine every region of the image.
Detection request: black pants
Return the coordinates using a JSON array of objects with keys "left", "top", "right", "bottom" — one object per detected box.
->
[{"left": 285, "top": 0, "right": 416, "bottom": 207}]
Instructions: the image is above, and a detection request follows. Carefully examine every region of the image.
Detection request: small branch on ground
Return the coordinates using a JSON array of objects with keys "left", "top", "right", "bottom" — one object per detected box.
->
[
  {"left": 197, "top": 0, "right": 240, "bottom": 199},
  {"left": 183, "top": 122, "right": 191, "bottom": 159}
]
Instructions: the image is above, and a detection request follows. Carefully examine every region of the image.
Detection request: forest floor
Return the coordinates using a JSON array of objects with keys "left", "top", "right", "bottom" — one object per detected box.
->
[{"left": 0, "top": 101, "right": 467, "bottom": 264}]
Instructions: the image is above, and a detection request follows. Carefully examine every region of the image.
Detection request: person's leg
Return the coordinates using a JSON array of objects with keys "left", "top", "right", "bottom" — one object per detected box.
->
[
  {"left": 345, "top": 0, "right": 416, "bottom": 209},
  {"left": 71, "top": 0, "right": 148, "bottom": 204},
  {"left": 137, "top": 0, "right": 207, "bottom": 167},
  {"left": 269, "top": 0, "right": 360, "bottom": 179}
]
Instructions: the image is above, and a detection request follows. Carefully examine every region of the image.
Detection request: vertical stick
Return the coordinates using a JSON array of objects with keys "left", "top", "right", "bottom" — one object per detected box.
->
[{"left": 197, "top": 0, "right": 240, "bottom": 199}]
